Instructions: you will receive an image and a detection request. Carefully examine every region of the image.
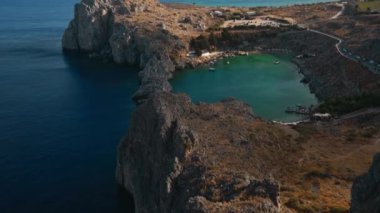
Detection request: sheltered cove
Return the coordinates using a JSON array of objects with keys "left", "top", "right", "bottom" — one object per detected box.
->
[
  {"left": 63, "top": 0, "right": 380, "bottom": 212},
  {"left": 170, "top": 54, "right": 319, "bottom": 123}
]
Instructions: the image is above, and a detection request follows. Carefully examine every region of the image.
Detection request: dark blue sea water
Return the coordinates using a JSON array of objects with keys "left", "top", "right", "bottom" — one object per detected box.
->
[
  {"left": 0, "top": 0, "right": 137, "bottom": 212},
  {"left": 162, "top": 0, "right": 337, "bottom": 6}
]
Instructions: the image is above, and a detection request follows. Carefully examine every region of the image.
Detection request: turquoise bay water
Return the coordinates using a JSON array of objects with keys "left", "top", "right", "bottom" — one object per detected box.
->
[
  {"left": 171, "top": 54, "right": 318, "bottom": 122},
  {"left": 162, "top": 0, "right": 337, "bottom": 7}
]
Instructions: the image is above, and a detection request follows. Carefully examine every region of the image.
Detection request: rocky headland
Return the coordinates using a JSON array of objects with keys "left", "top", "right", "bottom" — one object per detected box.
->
[
  {"left": 63, "top": 0, "right": 380, "bottom": 212},
  {"left": 116, "top": 92, "right": 281, "bottom": 212}
]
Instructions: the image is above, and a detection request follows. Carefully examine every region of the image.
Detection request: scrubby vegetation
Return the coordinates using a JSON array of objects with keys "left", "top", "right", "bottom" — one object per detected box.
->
[
  {"left": 317, "top": 94, "right": 380, "bottom": 116},
  {"left": 356, "top": 0, "right": 380, "bottom": 12},
  {"left": 190, "top": 27, "right": 284, "bottom": 55}
]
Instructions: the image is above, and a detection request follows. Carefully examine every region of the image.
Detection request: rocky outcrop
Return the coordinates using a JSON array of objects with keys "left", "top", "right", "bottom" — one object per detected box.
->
[
  {"left": 62, "top": 0, "right": 115, "bottom": 51},
  {"left": 132, "top": 54, "right": 175, "bottom": 103},
  {"left": 63, "top": 0, "right": 188, "bottom": 102},
  {"left": 62, "top": 0, "right": 163, "bottom": 60},
  {"left": 350, "top": 153, "right": 380, "bottom": 213},
  {"left": 116, "top": 92, "right": 193, "bottom": 212},
  {"left": 116, "top": 92, "right": 281, "bottom": 213}
]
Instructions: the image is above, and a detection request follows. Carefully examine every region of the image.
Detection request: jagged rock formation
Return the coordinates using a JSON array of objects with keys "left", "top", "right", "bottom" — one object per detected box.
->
[
  {"left": 116, "top": 92, "right": 281, "bottom": 213},
  {"left": 351, "top": 153, "right": 380, "bottom": 213},
  {"left": 62, "top": 0, "right": 160, "bottom": 49}
]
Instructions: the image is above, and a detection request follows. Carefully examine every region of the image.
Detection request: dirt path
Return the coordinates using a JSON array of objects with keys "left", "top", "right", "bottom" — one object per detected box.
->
[
  {"left": 339, "top": 108, "right": 380, "bottom": 121},
  {"left": 330, "top": 2, "right": 346, "bottom": 20}
]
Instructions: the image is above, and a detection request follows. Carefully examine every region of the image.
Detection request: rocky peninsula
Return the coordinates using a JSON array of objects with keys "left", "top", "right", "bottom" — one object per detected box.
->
[{"left": 63, "top": 0, "right": 380, "bottom": 212}]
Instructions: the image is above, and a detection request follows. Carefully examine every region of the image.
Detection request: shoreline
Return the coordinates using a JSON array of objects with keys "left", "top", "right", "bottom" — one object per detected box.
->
[
  {"left": 175, "top": 50, "right": 318, "bottom": 124},
  {"left": 184, "top": 48, "right": 293, "bottom": 69}
]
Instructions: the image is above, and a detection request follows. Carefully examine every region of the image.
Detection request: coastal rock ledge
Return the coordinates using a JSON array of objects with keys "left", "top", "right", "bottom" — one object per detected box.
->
[{"left": 116, "top": 92, "right": 281, "bottom": 213}]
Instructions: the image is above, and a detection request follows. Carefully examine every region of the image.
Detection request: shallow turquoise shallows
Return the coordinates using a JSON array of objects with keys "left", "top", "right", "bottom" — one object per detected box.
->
[
  {"left": 170, "top": 54, "right": 318, "bottom": 122},
  {"left": 161, "top": 0, "right": 337, "bottom": 7}
]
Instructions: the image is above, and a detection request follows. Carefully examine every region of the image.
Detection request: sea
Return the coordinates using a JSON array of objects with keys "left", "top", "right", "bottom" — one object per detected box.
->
[
  {"left": 0, "top": 0, "right": 136, "bottom": 212},
  {"left": 1, "top": 0, "right": 325, "bottom": 212}
]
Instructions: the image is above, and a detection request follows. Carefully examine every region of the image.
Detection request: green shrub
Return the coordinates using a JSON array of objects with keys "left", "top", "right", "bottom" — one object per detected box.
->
[
  {"left": 329, "top": 206, "right": 349, "bottom": 213},
  {"left": 318, "top": 94, "right": 380, "bottom": 116},
  {"left": 360, "top": 126, "right": 379, "bottom": 138}
]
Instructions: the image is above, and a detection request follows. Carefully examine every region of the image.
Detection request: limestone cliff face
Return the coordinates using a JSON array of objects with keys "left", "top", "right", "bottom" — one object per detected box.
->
[
  {"left": 116, "top": 92, "right": 195, "bottom": 212},
  {"left": 62, "top": 0, "right": 164, "bottom": 64},
  {"left": 116, "top": 92, "right": 281, "bottom": 213},
  {"left": 63, "top": 0, "right": 186, "bottom": 102},
  {"left": 350, "top": 153, "right": 380, "bottom": 213},
  {"left": 62, "top": 0, "right": 114, "bottom": 51}
]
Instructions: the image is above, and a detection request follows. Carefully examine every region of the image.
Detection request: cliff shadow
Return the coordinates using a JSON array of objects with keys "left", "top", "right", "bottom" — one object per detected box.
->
[
  {"left": 62, "top": 51, "right": 141, "bottom": 82},
  {"left": 117, "top": 187, "right": 135, "bottom": 213}
]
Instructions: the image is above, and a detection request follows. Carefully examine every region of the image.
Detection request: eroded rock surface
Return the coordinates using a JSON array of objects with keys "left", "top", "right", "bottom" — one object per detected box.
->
[{"left": 116, "top": 92, "right": 281, "bottom": 213}]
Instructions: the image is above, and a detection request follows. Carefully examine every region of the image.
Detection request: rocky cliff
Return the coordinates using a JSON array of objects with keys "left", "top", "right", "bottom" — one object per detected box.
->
[
  {"left": 62, "top": 0, "right": 187, "bottom": 102},
  {"left": 116, "top": 92, "right": 281, "bottom": 213},
  {"left": 351, "top": 153, "right": 380, "bottom": 213},
  {"left": 63, "top": 0, "right": 157, "bottom": 52}
]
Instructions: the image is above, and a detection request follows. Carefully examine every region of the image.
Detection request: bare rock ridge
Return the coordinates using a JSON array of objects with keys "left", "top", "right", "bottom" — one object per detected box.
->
[
  {"left": 350, "top": 153, "right": 380, "bottom": 213},
  {"left": 116, "top": 92, "right": 281, "bottom": 212}
]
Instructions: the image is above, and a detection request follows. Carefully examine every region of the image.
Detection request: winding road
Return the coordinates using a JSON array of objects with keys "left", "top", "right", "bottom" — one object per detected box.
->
[
  {"left": 300, "top": 2, "right": 380, "bottom": 74},
  {"left": 307, "top": 28, "right": 380, "bottom": 74},
  {"left": 330, "top": 2, "right": 346, "bottom": 20},
  {"left": 307, "top": 29, "right": 348, "bottom": 60}
]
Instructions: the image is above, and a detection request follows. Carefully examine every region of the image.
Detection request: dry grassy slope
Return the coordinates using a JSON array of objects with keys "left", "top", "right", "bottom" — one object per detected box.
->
[
  {"left": 114, "top": 2, "right": 218, "bottom": 43},
  {"left": 114, "top": 1, "right": 342, "bottom": 45},
  {"left": 180, "top": 99, "right": 380, "bottom": 212},
  {"left": 257, "top": 30, "right": 380, "bottom": 100},
  {"left": 266, "top": 3, "right": 341, "bottom": 24}
]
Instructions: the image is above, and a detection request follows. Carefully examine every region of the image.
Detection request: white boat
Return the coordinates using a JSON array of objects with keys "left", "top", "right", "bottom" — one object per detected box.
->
[
  {"left": 274, "top": 60, "right": 280, "bottom": 65},
  {"left": 209, "top": 67, "right": 216, "bottom": 71}
]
